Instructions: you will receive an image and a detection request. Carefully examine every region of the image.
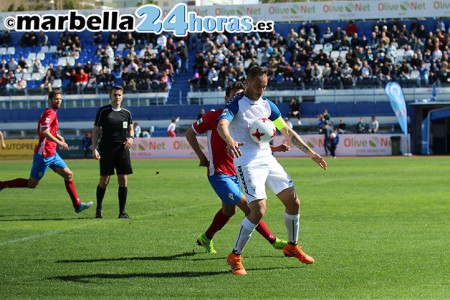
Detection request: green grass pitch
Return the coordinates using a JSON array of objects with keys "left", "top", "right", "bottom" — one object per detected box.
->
[{"left": 0, "top": 156, "right": 448, "bottom": 299}]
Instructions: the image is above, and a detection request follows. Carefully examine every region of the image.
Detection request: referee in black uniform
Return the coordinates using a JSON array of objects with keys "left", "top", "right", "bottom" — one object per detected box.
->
[{"left": 92, "top": 86, "right": 134, "bottom": 219}]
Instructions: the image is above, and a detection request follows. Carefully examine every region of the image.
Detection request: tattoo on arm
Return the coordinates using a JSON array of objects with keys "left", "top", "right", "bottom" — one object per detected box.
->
[{"left": 291, "top": 135, "right": 310, "bottom": 154}]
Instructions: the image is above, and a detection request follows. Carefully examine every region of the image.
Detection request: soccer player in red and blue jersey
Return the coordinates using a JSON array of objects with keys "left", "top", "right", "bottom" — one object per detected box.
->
[
  {"left": 186, "top": 81, "right": 289, "bottom": 254},
  {"left": 0, "top": 90, "right": 93, "bottom": 213}
]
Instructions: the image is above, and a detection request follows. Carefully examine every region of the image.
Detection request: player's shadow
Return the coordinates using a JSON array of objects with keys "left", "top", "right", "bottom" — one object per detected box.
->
[
  {"left": 50, "top": 266, "right": 298, "bottom": 282},
  {"left": 0, "top": 215, "right": 73, "bottom": 222},
  {"left": 56, "top": 251, "right": 202, "bottom": 264}
]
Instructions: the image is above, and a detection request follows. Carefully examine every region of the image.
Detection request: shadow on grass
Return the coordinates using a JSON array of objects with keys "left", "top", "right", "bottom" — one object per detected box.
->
[
  {"left": 0, "top": 215, "right": 74, "bottom": 222},
  {"left": 56, "top": 253, "right": 283, "bottom": 264},
  {"left": 50, "top": 266, "right": 298, "bottom": 282},
  {"left": 56, "top": 251, "right": 200, "bottom": 263}
]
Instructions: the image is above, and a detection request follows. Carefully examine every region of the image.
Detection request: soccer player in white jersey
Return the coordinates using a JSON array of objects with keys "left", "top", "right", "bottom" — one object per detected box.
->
[{"left": 217, "top": 66, "right": 327, "bottom": 275}]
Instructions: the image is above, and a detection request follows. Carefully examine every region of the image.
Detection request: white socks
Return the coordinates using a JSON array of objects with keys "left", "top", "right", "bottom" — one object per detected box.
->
[
  {"left": 284, "top": 212, "right": 300, "bottom": 244},
  {"left": 233, "top": 217, "right": 257, "bottom": 255}
]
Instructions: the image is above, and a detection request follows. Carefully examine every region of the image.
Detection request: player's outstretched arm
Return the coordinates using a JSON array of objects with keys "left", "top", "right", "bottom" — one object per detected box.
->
[
  {"left": 185, "top": 127, "right": 209, "bottom": 167},
  {"left": 280, "top": 126, "right": 327, "bottom": 170}
]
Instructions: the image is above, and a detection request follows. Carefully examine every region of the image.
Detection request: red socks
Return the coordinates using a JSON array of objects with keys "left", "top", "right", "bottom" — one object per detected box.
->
[
  {"left": 205, "top": 209, "right": 231, "bottom": 240},
  {"left": 0, "top": 178, "right": 29, "bottom": 188},
  {"left": 64, "top": 180, "right": 81, "bottom": 208},
  {"left": 255, "top": 220, "right": 276, "bottom": 244}
]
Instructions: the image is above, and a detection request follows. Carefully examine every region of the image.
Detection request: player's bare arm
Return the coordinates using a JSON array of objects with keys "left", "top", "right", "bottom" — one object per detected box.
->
[
  {"left": 217, "top": 118, "right": 242, "bottom": 158},
  {"left": 92, "top": 126, "right": 101, "bottom": 160},
  {"left": 0, "top": 131, "right": 6, "bottom": 149},
  {"left": 280, "top": 126, "right": 327, "bottom": 170},
  {"left": 270, "top": 144, "right": 290, "bottom": 153},
  {"left": 185, "top": 127, "right": 209, "bottom": 167},
  {"left": 41, "top": 128, "right": 68, "bottom": 150}
]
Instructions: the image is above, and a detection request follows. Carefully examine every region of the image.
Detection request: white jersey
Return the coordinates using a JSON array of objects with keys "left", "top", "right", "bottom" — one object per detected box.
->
[{"left": 220, "top": 93, "right": 282, "bottom": 166}]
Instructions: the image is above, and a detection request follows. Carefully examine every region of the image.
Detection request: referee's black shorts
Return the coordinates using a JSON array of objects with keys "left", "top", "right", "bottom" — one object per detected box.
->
[{"left": 99, "top": 143, "right": 133, "bottom": 176}]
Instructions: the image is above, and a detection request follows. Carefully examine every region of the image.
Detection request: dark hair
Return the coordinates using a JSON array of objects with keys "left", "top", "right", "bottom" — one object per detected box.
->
[
  {"left": 225, "top": 81, "right": 245, "bottom": 98},
  {"left": 110, "top": 85, "right": 124, "bottom": 94},
  {"left": 246, "top": 66, "right": 268, "bottom": 80},
  {"left": 48, "top": 89, "right": 62, "bottom": 100}
]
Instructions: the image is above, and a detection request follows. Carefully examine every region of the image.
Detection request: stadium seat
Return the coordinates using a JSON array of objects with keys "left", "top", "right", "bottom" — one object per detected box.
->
[
  {"left": 0, "top": 47, "right": 7, "bottom": 55},
  {"left": 7, "top": 46, "right": 15, "bottom": 55},
  {"left": 313, "top": 43, "right": 324, "bottom": 53},
  {"left": 40, "top": 45, "right": 50, "bottom": 53},
  {"left": 52, "top": 79, "right": 62, "bottom": 89},
  {"left": 27, "top": 52, "right": 37, "bottom": 60},
  {"left": 31, "top": 72, "right": 43, "bottom": 81},
  {"left": 330, "top": 51, "right": 340, "bottom": 61}
]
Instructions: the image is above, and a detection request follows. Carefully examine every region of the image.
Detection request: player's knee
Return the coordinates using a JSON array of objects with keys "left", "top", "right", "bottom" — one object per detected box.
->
[
  {"left": 66, "top": 171, "right": 74, "bottom": 181},
  {"left": 223, "top": 206, "right": 236, "bottom": 217}
]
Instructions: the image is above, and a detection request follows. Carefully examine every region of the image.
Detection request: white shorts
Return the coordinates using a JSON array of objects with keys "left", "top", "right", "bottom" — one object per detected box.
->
[{"left": 236, "top": 155, "right": 294, "bottom": 203}]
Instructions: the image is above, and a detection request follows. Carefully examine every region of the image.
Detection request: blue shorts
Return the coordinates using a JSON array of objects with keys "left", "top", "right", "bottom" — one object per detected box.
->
[
  {"left": 30, "top": 152, "right": 68, "bottom": 180},
  {"left": 208, "top": 173, "right": 243, "bottom": 206}
]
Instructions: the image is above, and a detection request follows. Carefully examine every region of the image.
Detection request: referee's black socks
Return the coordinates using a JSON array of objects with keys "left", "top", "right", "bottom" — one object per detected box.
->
[{"left": 118, "top": 186, "right": 128, "bottom": 214}]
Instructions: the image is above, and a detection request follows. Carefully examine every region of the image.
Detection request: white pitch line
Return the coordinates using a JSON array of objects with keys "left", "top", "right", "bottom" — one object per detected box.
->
[{"left": 0, "top": 229, "right": 67, "bottom": 247}]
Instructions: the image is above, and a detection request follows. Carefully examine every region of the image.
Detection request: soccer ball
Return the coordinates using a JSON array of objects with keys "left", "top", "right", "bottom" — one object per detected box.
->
[
  {"left": 249, "top": 118, "right": 276, "bottom": 143},
  {"left": 330, "top": 132, "right": 336, "bottom": 139}
]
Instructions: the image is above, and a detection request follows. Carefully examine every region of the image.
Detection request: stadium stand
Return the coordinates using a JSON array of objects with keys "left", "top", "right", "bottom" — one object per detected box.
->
[{"left": 0, "top": 17, "right": 449, "bottom": 140}]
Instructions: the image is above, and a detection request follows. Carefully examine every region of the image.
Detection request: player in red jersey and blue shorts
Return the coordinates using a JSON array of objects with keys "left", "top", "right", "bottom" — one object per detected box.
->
[
  {"left": 186, "top": 81, "right": 290, "bottom": 254},
  {"left": 0, "top": 90, "right": 93, "bottom": 213}
]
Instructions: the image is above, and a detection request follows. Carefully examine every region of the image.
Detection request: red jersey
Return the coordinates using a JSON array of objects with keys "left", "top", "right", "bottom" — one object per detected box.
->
[
  {"left": 34, "top": 108, "right": 58, "bottom": 157},
  {"left": 191, "top": 109, "right": 236, "bottom": 177}
]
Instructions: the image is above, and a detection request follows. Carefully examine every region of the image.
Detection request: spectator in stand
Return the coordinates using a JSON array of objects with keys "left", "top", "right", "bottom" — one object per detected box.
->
[
  {"left": 159, "top": 70, "right": 170, "bottom": 91},
  {"left": 40, "top": 69, "right": 55, "bottom": 93},
  {"left": 303, "top": 61, "right": 313, "bottom": 89},
  {"left": 92, "top": 32, "right": 103, "bottom": 45},
  {"left": 8, "top": 57, "right": 18, "bottom": 72},
  {"left": 350, "top": 33, "right": 361, "bottom": 49},
  {"left": 156, "top": 34, "right": 167, "bottom": 51},
  {"left": 292, "top": 63, "right": 304, "bottom": 88},
  {"left": 76, "top": 69, "right": 89, "bottom": 94},
  {"left": 356, "top": 117, "right": 366, "bottom": 134},
  {"left": 124, "top": 32, "right": 135, "bottom": 50},
  {"left": 323, "top": 27, "right": 334, "bottom": 44},
  {"left": 17, "top": 56, "right": 28, "bottom": 73},
  {"left": 1, "top": 32, "right": 11, "bottom": 47},
  {"left": 399, "top": 61, "right": 411, "bottom": 80},
  {"left": 288, "top": 97, "right": 302, "bottom": 125},
  {"left": 311, "top": 63, "right": 323, "bottom": 89},
  {"left": 345, "top": 20, "right": 358, "bottom": 36},
  {"left": 417, "top": 61, "right": 429, "bottom": 86},
  {"left": 370, "top": 116, "right": 379, "bottom": 133},
  {"left": 438, "top": 61, "right": 450, "bottom": 86},
  {"left": 333, "top": 27, "right": 345, "bottom": 50},
  {"left": 338, "top": 119, "right": 347, "bottom": 134},
  {"left": 133, "top": 122, "right": 142, "bottom": 138},
  {"left": 177, "top": 40, "right": 189, "bottom": 74},
  {"left": 5, "top": 70, "right": 16, "bottom": 95}
]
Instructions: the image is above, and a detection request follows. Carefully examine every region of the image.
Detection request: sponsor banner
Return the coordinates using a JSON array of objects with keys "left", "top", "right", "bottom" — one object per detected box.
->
[
  {"left": 57, "top": 139, "right": 90, "bottom": 159},
  {"left": 385, "top": 81, "right": 408, "bottom": 140},
  {"left": 272, "top": 134, "right": 406, "bottom": 157},
  {"left": 0, "top": 0, "right": 447, "bottom": 31},
  {"left": 0, "top": 139, "right": 37, "bottom": 157},
  {"left": 130, "top": 137, "right": 209, "bottom": 158},
  {"left": 129, "top": 134, "right": 405, "bottom": 159}
]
